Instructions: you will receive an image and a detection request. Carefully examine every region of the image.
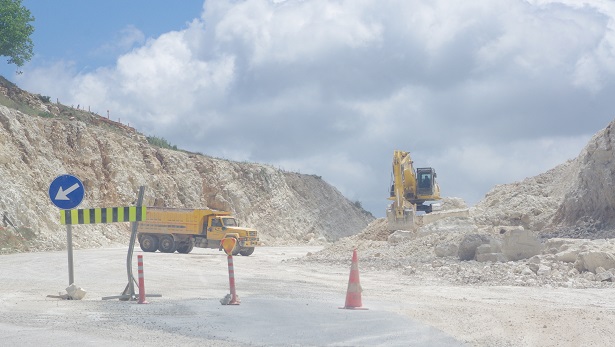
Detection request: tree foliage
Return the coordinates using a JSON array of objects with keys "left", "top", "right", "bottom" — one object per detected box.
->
[
  {"left": 147, "top": 135, "right": 178, "bottom": 150},
  {"left": 0, "top": 0, "right": 34, "bottom": 67}
]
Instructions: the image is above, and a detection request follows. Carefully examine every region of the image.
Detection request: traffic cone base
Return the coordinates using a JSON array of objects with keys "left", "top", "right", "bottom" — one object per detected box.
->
[
  {"left": 229, "top": 294, "right": 240, "bottom": 305},
  {"left": 339, "top": 306, "right": 368, "bottom": 310},
  {"left": 339, "top": 249, "right": 368, "bottom": 310},
  {"left": 220, "top": 293, "right": 241, "bottom": 305}
]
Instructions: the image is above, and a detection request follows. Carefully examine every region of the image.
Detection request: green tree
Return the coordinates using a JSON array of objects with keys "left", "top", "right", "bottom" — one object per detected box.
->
[{"left": 0, "top": 0, "right": 34, "bottom": 67}]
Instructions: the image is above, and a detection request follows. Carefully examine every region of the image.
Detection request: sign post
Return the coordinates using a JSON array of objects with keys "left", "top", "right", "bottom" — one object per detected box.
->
[
  {"left": 66, "top": 224, "right": 74, "bottom": 285},
  {"left": 49, "top": 174, "right": 85, "bottom": 286},
  {"left": 220, "top": 237, "right": 240, "bottom": 305},
  {"left": 49, "top": 179, "right": 156, "bottom": 301}
]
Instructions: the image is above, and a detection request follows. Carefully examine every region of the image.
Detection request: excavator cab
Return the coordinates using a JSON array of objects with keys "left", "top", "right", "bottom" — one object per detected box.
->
[{"left": 416, "top": 168, "right": 437, "bottom": 196}]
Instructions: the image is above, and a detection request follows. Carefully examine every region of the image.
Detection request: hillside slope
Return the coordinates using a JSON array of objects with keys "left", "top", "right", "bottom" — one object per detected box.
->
[
  {"left": 0, "top": 79, "right": 373, "bottom": 253},
  {"left": 551, "top": 121, "right": 615, "bottom": 235},
  {"left": 471, "top": 118, "right": 615, "bottom": 238}
]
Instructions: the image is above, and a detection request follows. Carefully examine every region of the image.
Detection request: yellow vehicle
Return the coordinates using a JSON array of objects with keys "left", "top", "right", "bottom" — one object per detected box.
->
[
  {"left": 387, "top": 150, "right": 441, "bottom": 230},
  {"left": 137, "top": 207, "right": 260, "bottom": 256}
]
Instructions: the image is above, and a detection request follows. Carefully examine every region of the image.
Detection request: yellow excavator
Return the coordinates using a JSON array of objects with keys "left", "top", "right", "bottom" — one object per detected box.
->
[{"left": 387, "top": 150, "right": 441, "bottom": 230}]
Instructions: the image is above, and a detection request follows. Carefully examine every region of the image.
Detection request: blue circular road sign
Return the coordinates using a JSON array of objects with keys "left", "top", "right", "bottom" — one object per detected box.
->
[{"left": 49, "top": 174, "right": 85, "bottom": 210}]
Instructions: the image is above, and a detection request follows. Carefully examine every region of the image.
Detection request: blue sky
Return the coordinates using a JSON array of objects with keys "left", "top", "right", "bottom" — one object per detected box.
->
[
  {"left": 2, "top": 0, "right": 615, "bottom": 218},
  {"left": 1, "top": 1, "right": 204, "bottom": 76}
]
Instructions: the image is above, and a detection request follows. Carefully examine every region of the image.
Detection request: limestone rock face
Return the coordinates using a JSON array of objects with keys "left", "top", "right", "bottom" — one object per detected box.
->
[
  {"left": 470, "top": 160, "right": 578, "bottom": 233},
  {"left": 0, "top": 104, "right": 372, "bottom": 252},
  {"left": 471, "top": 119, "right": 615, "bottom": 239},
  {"left": 552, "top": 122, "right": 615, "bottom": 232}
]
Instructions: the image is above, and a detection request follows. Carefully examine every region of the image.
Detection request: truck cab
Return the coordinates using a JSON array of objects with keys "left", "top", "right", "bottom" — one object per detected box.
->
[
  {"left": 201, "top": 214, "right": 259, "bottom": 255},
  {"left": 205, "top": 216, "right": 238, "bottom": 239}
]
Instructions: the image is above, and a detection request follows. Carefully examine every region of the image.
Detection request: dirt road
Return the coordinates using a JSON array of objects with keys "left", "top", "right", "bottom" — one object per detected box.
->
[{"left": 1, "top": 246, "right": 614, "bottom": 346}]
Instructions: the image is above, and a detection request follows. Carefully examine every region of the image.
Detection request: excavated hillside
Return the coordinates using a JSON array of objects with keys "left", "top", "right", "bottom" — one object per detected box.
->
[
  {"left": 471, "top": 159, "right": 579, "bottom": 234},
  {"left": 552, "top": 122, "right": 615, "bottom": 236},
  {"left": 304, "top": 118, "right": 615, "bottom": 289},
  {"left": 472, "top": 119, "right": 615, "bottom": 239},
  {"left": 0, "top": 77, "right": 373, "bottom": 253}
]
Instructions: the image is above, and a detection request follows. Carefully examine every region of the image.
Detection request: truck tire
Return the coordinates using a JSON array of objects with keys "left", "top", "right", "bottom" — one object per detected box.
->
[
  {"left": 158, "top": 235, "right": 177, "bottom": 253},
  {"left": 239, "top": 247, "right": 255, "bottom": 256},
  {"left": 139, "top": 235, "right": 159, "bottom": 252},
  {"left": 177, "top": 240, "right": 194, "bottom": 254},
  {"left": 231, "top": 240, "right": 241, "bottom": 256}
]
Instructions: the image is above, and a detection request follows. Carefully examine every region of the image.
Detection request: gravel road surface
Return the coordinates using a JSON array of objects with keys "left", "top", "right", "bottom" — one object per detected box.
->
[
  {"left": 0, "top": 246, "right": 464, "bottom": 346},
  {"left": 2, "top": 245, "right": 614, "bottom": 346}
]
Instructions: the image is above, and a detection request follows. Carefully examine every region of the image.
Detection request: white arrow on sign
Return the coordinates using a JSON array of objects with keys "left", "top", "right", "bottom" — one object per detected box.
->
[{"left": 55, "top": 183, "right": 81, "bottom": 201}]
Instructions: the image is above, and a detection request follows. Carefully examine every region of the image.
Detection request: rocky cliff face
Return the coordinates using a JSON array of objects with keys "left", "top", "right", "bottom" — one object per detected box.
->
[
  {"left": 471, "top": 159, "right": 579, "bottom": 232},
  {"left": 0, "top": 80, "right": 373, "bottom": 253},
  {"left": 471, "top": 118, "right": 615, "bottom": 238},
  {"left": 551, "top": 122, "right": 615, "bottom": 235}
]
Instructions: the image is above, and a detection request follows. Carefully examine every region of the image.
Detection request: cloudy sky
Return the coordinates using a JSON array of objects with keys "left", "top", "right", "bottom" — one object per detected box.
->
[{"left": 2, "top": 0, "right": 615, "bottom": 217}]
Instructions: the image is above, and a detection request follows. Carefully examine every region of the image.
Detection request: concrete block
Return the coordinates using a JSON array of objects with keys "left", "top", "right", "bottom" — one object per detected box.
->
[{"left": 66, "top": 284, "right": 86, "bottom": 300}]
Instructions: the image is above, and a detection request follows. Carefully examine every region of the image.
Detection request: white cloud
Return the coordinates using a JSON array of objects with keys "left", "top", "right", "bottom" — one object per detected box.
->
[
  {"left": 92, "top": 25, "right": 146, "bottom": 57},
  {"left": 212, "top": 0, "right": 382, "bottom": 65},
  {"left": 274, "top": 152, "right": 375, "bottom": 202},
  {"left": 13, "top": 0, "right": 615, "bottom": 216}
]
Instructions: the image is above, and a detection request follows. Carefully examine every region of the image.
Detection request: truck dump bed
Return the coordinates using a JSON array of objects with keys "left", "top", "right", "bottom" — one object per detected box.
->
[{"left": 138, "top": 207, "right": 230, "bottom": 235}]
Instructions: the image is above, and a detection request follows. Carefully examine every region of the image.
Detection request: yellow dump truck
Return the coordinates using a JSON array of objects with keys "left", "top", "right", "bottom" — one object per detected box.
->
[{"left": 137, "top": 207, "right": 260, "bottom": 256}]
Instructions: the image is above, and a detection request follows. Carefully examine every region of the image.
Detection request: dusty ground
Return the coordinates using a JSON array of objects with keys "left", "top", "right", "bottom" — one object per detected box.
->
[
  {"left": 302, "top": 251, "right": 615, "bottom": 346},
  {"left": 0, "top": 246, "right": 614, "bottom": 346}
]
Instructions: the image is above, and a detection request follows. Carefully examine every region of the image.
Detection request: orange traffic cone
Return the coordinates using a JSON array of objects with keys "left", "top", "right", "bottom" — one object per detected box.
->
[{"left": 339, "top": 249, "right": 368, "bottom": 310}]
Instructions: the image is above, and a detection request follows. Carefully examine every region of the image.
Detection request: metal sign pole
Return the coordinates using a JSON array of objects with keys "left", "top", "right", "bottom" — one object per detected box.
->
[
  {"left": 66, "top": 224, "right": 74, "bottom": 285},
  {"left": 49, "top": 174, "right": 85, "bottom": 288},
  {"left": 99, "top": 186, "right": 160, "bottom": 301},
  {"left": 126, "top": 186, "right": 145, "bottom": 299}
]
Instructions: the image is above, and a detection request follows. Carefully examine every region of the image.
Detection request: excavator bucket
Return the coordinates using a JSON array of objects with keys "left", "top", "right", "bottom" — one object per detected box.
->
[{"left": 386, "top": 206, "right": 415, "bottom": 231}]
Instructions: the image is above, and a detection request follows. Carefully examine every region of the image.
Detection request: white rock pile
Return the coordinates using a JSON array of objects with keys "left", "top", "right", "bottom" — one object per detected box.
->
[{"left": 300, "top": 201, "right": 615, "bottom": 289}]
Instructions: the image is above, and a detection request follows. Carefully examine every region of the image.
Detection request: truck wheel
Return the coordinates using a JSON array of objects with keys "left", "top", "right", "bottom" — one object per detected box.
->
[
  {"left": 231, "top": 240, "right": 241, "bottom": 255},
  {"left": 177, "top": 241, "right": 194, "bottom": 254},
  {"left": 158, "top": 235, "right": 177, "bottom": 253},
  {"left": 239, "top": 247, "right": 255, "bottom": 256},
  {"left": 139, "top": 235, "right": 158, "bottom": 252}
]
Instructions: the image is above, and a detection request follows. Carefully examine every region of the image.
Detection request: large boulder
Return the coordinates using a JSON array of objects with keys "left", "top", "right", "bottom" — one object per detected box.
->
[
  {"left": 458, "top": 234, "right": 491, "bottom": 261},
  {"left": 501, "top": 228, "right": 543, "bottom": 261},
  {"left": 434, "top": 242, "right": 458, "bottom": 258},
  {"left": 476, "top": 252, "right": 508, "bottom": 263},
  {"left": 574, "top": 251, "right": 615, "bottom": 273},
  {"left": 475, "top": 239, "right": 507, "bottom": 263}
]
